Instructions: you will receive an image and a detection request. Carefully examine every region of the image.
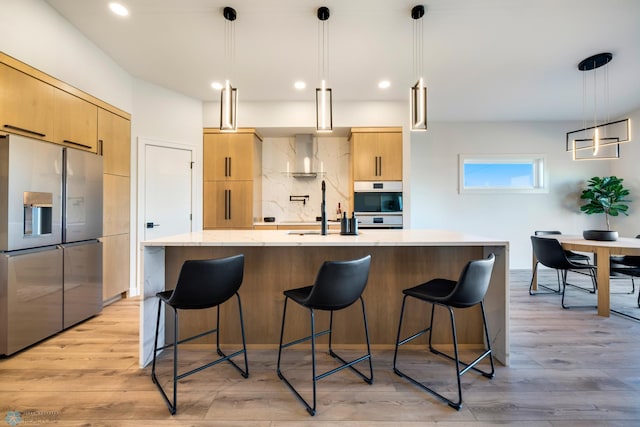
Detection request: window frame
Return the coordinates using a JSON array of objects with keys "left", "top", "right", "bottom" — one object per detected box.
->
[{"left": 458, "top": 153, "right": 547, "bottom": 194}]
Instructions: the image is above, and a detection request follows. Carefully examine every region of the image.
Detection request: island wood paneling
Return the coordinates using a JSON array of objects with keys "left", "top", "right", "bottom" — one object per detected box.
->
[{"left": 163, "top": 245, "right": 485, "bottom": 347}]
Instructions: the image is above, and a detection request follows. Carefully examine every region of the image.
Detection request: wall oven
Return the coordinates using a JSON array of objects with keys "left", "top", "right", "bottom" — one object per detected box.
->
[{"left": 353, "top": 181, "right": 403, "bottom": 228}]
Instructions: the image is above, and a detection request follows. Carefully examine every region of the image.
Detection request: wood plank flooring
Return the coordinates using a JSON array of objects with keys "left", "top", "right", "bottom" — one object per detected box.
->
[{"left": 1, "top": 269, "right": 640, "bottom": 426}]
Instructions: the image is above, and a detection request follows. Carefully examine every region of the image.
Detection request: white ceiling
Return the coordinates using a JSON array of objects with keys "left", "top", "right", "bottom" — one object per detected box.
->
[{"left": 45, "top": 0, "right": 640, "bottom": 121}]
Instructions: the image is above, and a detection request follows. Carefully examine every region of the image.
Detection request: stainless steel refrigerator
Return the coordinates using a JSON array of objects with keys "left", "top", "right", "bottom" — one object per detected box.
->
[{"left": 0, "top": 134, "right": 103, "bottom": 356}]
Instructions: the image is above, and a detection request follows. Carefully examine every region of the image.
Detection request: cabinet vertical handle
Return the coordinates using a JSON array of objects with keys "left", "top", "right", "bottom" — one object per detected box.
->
[
  {"left": 224, "top": 157, "right": 228, "bottom": 177},
  {"left": 378, "top": 156, "right": 382, "bottom": 176},
  {"left": 228, "top": 189, "right": 232, "bottom": 219},
  {"left": 223, "top": 189, "right": 228, "bottom": 219},
  {"left": 228, "top": 157, "right": 232, "bottom": 177}
]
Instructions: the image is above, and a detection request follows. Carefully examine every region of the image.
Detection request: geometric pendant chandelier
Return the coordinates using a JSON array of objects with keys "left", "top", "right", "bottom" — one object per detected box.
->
[{"left": 566, "top": 52, "right": 631, "bottom": 160}]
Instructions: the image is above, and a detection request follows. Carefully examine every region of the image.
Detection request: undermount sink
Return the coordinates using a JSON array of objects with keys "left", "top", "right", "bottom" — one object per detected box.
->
[
  {"left": 286, "top": 230, "right": 340, "bottom": 235},
  {"left": 286, "top": 230, "right": 359, "bottom": 235}
]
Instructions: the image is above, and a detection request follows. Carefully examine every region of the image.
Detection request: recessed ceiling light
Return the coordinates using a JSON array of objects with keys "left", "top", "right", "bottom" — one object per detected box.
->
[
  {"left": 378, "top": 80, "right": 391, "bottom": 89},
  {"left": 211, "top": 82, "right": 223, "bottom": 90},
  {"left": 294, "top": 81, "right": 306, "bottom": 90},
  {"left": 109, "top": 2, "right": 129, "bottom": 17}
]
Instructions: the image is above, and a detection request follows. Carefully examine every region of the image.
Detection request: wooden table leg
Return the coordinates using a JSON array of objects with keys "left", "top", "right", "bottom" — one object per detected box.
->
[{"left": 595, "top": 247, "right": 610, "bottom": 317}]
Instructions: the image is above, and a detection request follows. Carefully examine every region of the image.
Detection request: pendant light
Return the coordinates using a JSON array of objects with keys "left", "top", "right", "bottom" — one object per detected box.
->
[
  {"left": 410, "top": 5, "right": 427, "bottom": 131},
  {"left": 566, "top": 52, "right": 631, "bottom": 160},
  {"left": 316, "top": 6, "right": 333, "bottom": 133},
  {"left": 220, "top": 6, "right": 237, "bottom": 132}
]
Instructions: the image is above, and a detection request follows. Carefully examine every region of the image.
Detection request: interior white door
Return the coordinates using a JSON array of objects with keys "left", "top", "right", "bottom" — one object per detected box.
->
[{"left": 144, "top": 144, "right": 192, "bottom": 240}]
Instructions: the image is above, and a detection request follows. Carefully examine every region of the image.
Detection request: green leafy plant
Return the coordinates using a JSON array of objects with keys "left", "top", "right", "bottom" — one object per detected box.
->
[{"left": 580, "top": 176, "right": 631, "bottom": 230}]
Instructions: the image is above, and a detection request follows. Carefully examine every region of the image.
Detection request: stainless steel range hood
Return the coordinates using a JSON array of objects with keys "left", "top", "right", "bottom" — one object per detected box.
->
[{"left": 292, "top": 134, "right": 317, "bottom": 178}]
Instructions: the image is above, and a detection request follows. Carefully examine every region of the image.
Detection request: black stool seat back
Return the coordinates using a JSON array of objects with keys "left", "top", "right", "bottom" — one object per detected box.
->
[
  {"left": 166, "top": 255, "right": 244, "bottom": 309},
  {"left": 445, "top": 254, "right": 495, "bottom": 308},
  {"left": 303, "top": 255, "right": 371, "bottom": 310}
]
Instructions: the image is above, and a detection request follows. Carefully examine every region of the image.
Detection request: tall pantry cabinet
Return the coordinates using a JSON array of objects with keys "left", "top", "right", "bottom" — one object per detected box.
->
[
  {"left": 203, "top": 128, "right": 262, "bottom": 229},
  {"left": 98, "top": 108, "right": 131, "bottom": 300}
]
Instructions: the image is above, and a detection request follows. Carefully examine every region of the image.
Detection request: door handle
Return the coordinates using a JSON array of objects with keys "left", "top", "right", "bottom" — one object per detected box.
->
[{"left": 146, "top": 222, "right": 160, "bottom": 229}]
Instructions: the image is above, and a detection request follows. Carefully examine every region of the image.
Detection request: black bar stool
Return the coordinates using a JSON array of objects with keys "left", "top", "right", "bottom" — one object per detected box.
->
[
  {"left": 276, "top": 255, "right": 373, "bottom": 416},
  {"left": 393, "top": 253, "right": 496, "bottom": 410},
  {"left": 151, "top": 254, "right": 248, "bottom": 415}
]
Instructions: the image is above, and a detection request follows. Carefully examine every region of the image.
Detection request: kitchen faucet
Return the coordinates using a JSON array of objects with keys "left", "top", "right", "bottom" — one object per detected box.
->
[{"left": 321, "top": 180, "right": 327, "bottom": 235}]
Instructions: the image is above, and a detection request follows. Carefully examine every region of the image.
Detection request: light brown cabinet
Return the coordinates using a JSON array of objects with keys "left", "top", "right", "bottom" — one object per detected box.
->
[
  {"left": 0, "top": 63, "right": 54, "bottom": 140},
  {"left": 203, "top": 128, "right": 262, "bottom": 229},
  {"left": 53, "top": 88, "right": 98, "bottom": 152},
  {"left": 102, "top": 233, "right": 130, "bottom": 301},
  {"left": 203, "top": 180, "right": 254, "bottom": 229},
  {"left": 103, "top": 174, "right": 130, "bottom": 236},
  {"left": 203, "top": 132, "right": 255, "bottom": 181},
  {"left": 98, "top": 108, "right": 130, "bottom": 176},
  {"left": 350, "top": 127, "right": 403, "bottom": 181}
]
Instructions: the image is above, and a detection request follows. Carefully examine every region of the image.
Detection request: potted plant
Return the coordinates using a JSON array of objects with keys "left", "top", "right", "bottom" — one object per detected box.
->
[{"left": 579, "top": 176, "right": 631, "bottom": 241}]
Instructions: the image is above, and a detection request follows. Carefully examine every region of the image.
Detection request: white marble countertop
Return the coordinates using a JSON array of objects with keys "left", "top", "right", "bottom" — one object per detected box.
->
[{"left": 141, "top": 229, "right": 509, "bottom": 248}]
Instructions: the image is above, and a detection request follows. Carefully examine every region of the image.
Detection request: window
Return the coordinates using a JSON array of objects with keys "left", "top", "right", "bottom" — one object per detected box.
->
[{"left": 459, "top": 154, "right": 546, "bottom": 194}]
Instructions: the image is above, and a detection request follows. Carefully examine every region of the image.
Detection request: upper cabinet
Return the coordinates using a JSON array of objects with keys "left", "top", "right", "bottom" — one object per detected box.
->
[
  {"left": 350, "top": 127, "right": 403, "bottom": 181},
  {"left": 0, "top": 63, "right": 54, "bottom": 140},
  {"left": 98, "top": 108, "right": 131, "bottom": 176},
  {"left": 53, "top": 88, "right": 98, "bottom": 152},
  {"left": 204, "top": 132, "right": 256, "bottom": 181}
]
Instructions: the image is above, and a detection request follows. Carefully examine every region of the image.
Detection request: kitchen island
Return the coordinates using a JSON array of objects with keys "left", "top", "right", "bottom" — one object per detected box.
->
[{"left": 140, "top": 229, "right": 509, "bottom": 367}]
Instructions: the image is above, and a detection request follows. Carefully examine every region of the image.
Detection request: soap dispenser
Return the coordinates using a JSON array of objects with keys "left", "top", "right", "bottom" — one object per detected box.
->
[
  {"left": 349, "top": 211, "right": 358, "bottom": 235},
  {"left": 340, "top": 211, "right": 349, "bottom": 234}
]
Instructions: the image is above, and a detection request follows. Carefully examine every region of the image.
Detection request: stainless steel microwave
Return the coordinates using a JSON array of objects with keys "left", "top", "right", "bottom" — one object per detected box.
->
[{"left": 353, "top": 181, "right": 403, "bottom": 213}]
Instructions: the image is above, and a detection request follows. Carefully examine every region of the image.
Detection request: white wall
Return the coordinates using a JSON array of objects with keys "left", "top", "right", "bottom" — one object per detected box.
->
[
  {"left": 131, "top": 77, "right": 204, "bottom": 232},
  {"left": 0, "top": 0, "right": 133, "bottom": 113},
  {"left": 610, "top": 107, "right": 640, "bottom": 238},
  {"left": 409, "top": 121, "right": 612, "bottom": 269}
]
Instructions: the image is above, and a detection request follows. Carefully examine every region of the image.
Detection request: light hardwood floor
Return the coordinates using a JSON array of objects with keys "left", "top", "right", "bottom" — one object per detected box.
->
[{"left": 1, "top": 269, "right": 640, "bottom": 426}]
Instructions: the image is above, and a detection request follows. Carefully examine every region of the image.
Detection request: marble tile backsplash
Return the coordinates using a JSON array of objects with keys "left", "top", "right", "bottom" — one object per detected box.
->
[{"left": 261, "top": 136, "right": 351, "bottom": 222}]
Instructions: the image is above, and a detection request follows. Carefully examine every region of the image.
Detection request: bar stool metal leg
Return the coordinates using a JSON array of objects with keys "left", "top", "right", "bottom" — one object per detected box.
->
[
  {"left": 277, "top": 296, "right": 374, "bottom": 416},
  {"left": 215, "top": 293, "right": 249, "bottom": 378},
  {"left": 151, "top": 301, "right": 179, "bottom": 415},
  {"left": 394, "top": 298, "right": 495, "bottom": 410}
]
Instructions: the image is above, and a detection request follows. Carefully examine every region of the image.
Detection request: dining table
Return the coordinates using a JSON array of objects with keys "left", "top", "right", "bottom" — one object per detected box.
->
[{"left": 531, "top": 234, "right": 640, "bottom": 317}]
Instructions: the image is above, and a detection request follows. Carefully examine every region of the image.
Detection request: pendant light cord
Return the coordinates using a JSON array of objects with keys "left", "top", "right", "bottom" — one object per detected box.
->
[
  {"left": 413, "top": 11, "right": 423, "bottom": 83},
  {"left": 318, "top": 16, "right": 329, "bottom": 82},
  {"left": 224, "top": 16, "right": 235, "bottom": 81}
]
